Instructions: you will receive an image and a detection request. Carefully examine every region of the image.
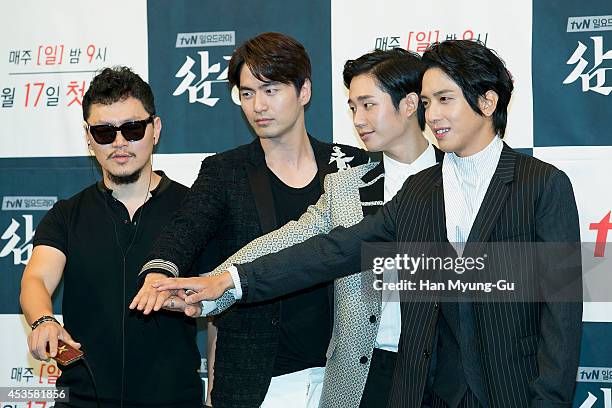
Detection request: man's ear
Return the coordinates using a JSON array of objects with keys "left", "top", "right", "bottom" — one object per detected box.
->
[
  {"left": 84, "top": 124, "right": 94, "bottom": 155},
  {"left": 152, "top": 116, "right": 162, "bottom": 146},
  {"left": 299, "top": 78, "right": 312, "bottom": 106},
  {"left": 400, "top": 92, "right": 420, "bottom": 118},
  {"left": 479, "top": 90, "right": 499, "bottom": 117}
]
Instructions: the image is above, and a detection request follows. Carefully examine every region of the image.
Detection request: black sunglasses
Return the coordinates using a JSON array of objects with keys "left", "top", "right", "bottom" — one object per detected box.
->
[{"left": 87, "top": 116, "right": 154, "bottom": 145}]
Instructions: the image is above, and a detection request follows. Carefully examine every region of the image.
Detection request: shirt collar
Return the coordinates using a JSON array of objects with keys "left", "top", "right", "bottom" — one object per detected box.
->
[
  {"left": 97, "top": 170, "right": 169, "bottom": 197},
  {"left": 382, "top": 142, "right": 435, "bottom": 179},
  {"left": 445, "top": 136, "right": 503, "bottom": 185}
]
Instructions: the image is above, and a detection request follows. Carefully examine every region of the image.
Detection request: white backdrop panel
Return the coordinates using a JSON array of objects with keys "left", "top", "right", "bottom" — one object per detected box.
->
[
  {"left": 0, "top": 0, "right": 148, "bottom": 158},
  {"left": 330, "top": 0, "right": 533, "bottom": 150},
  {"left": 534, "top": 146, "right": 612, "bottom": 322}
]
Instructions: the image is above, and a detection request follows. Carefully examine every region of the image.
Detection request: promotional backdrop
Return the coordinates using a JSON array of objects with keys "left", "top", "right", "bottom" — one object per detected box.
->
[{"left": 1, "top": 1, "right": 610, "bottom": 406}]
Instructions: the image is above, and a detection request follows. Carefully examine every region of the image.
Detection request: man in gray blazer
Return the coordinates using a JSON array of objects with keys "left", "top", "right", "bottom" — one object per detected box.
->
[
  {"left": 157, "top": 40, "right": 582, "bottom": 408},
  {"left": 155, "top": 48, "right": 442, "bottom": 407}
]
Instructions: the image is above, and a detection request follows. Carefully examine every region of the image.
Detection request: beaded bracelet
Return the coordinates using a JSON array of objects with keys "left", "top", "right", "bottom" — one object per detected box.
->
[{"left": 30, "top": 315, "right": 60, "bottom": 330}]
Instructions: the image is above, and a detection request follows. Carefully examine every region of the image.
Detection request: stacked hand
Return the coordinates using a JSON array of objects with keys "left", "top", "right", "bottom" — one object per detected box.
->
[
  {"left": 130, "top": 272, "right": 234, "bottom": 317},
  {"left": 129, "top": 272, "right": 174, "bottom": 315},
  {"left": 152, "top": 272, "right": 234, "bottom": 303}
]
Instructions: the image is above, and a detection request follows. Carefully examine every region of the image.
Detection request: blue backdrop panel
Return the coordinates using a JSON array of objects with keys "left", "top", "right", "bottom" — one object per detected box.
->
[
  {"left": 147, "top": 0, "right": 332, "bottom": 154},
  {"left": 574, "top": 322, "right": 612, "bottom": 407},
  {"left": 532, "top": 0, "right": 612, "bottom": 147},
  {"left": 0, "top": 157, "right": 98, "bottom": 313}
]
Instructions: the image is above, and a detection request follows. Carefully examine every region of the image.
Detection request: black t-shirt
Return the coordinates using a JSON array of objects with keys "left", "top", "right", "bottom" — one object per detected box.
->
[
  {"left": 267, "top": 169, "right": 332, "bottom": 376},
  {"left": 33, "top": 173, "right": 202, "bottom": 408}
]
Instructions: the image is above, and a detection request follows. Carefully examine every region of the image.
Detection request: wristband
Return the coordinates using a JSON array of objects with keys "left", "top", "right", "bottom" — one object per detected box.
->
[{"left": 31, "top": 315, "right": 60, "bottom": 330}]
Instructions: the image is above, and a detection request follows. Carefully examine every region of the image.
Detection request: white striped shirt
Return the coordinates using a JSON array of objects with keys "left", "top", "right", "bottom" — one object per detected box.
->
[{"left": 443, "top": 136, "right": 503, "bottom": 249}]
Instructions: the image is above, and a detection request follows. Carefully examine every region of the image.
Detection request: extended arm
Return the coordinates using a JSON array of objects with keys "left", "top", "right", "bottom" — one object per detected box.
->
[
  {"left": 238, "top": 186, "right": 401, "bottom": 303},
  {"left": 131, "top": 157, "right": 226, "bottom": 313},
  {"left": 20, "top": 245, "right": 80, "bottom": 360},
  {"left": 153, "top": 173, "right": 338, "bottom": 315}
]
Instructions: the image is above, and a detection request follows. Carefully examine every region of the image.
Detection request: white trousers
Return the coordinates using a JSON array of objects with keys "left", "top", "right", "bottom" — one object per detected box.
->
[{"left": 260, "top": 367, "right": 325, "bottom": 408}]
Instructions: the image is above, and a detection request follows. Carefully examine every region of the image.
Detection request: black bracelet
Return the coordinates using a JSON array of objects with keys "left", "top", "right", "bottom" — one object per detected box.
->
[{"left": 31, "top": 315, "right": 60, "bottom": 330}]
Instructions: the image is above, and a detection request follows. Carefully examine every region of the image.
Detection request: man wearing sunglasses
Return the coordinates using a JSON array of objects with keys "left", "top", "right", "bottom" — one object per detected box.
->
[{"left": 20, "top": 67, "right": 203, "bottom": 407}]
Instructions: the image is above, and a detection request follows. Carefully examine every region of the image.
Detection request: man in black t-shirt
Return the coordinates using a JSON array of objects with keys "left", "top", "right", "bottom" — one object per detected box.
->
[
  {"left": 19, "top": 67, "right": 203, "bottom": 408},
  {"left": 131, "top": 32, "right": 368, "bottom": 408}
]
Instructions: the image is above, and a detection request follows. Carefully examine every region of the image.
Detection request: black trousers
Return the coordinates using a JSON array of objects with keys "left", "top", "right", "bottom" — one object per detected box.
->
[{"left": 359, "top": 348, "right": 397, "bottom": 408}]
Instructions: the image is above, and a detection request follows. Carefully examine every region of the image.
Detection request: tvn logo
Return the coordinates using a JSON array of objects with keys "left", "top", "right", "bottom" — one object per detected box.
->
[
  {"left": 2, "top": 196, "right": 57, "bottom": 211},
  {"left": 577, "top": 369, "right": 612, "bottom": 408},
  {"left": 176, "top": 31, "right": 235, "bottom": 48},
  {"left": 578, "top": 367, "right": 612, "bottom": 383},
  {"left": 567, "top": 15, "right": 612, "bottom": 32}
]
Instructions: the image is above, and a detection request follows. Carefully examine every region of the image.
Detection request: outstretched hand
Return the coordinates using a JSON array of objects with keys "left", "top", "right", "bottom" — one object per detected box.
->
[
  {"left": 129, "top": 272, "right": 173, "bottom": 315},
  {"left": 152, "top": 272, "right": 234, "bottom": 303}
]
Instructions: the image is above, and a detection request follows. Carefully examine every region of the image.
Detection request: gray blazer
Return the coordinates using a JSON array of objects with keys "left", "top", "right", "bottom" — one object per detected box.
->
[{"left": 206, "top": 148, "right": 444, "bottom": 407}]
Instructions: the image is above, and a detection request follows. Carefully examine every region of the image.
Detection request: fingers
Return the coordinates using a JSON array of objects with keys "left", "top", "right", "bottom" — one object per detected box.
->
[
  {"left": 29, "top": 322, "right": 60, "bottom": 361},
  {"left": 185, "top": 286, "right": 224, "bottom": 304},
  {"left": 142, "top": 290, "right": 162, "bottom": 315},
  {"left": 152, "top": 277, "right": 203, "bottom": 291},
  {"left": 152, "top": 290, "right": 172, "bottom": 312},
  {"left": 59, "top": 329, "right": 81, "bottom": 350},
  {"left": 185, "top": 291, "right": 206, "bottom": 303},
  {"left": 184, "top": 304, "right": 202, "bottom": 317},
  {"left": 48, "top": 330, "right": 58, "bottom": 358},
  {"left": 131, "top": 283, "right": 166, "bottom": 315},
  {"left": 129, "top": 273, "right": 168, "bottom": 310},
  {"left": 129, "top": 286, "right": 146, "bottom": 310},
  {"left": 162, "top": 296, "right": 187, "bottom": 312}
]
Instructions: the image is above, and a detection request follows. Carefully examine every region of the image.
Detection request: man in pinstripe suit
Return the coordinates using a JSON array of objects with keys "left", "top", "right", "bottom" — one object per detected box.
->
[{"left": 158, "top": 40, "right": 583, "bottom": 408}]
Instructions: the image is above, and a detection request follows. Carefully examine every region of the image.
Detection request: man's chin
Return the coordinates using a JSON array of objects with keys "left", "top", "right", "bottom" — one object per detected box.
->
[{"left": 107, "top": 167, "right": 143, "bottom": 185}]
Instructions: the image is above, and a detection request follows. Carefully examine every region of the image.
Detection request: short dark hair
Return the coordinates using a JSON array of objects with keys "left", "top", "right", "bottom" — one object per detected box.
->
[
  {"left": 343, "top": 48, "right": 426, "bottom": 130},
  {"left": 421, "top": 40, "right": 513, "bottom": 137},
  {"left": 228, "top": 32, "right": 311, "bottom": 92},
  {"left": 82, "top": 66, "right": 155, "bottom": 121}
]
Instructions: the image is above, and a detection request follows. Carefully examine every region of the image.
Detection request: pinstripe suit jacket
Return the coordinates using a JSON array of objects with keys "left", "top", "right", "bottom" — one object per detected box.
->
[{"left": 236, "top": 143, "right": 583, "bottom": 408}]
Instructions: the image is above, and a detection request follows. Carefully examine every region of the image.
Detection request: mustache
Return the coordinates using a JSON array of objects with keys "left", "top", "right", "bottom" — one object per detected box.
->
[{"left": 107, "top": 151, "right": 136, "bottom": 160}]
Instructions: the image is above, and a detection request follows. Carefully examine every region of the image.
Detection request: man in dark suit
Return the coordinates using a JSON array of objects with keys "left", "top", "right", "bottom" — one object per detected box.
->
[
  {"left": 170, "top": 40, "right": 583, "bottom": 408},
  {"left": 130, "top": 32, "right": 368, "bottom": 407}
]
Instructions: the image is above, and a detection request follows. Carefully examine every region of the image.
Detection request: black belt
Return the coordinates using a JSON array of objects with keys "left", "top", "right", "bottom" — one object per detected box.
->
[
  {"left": 360, "top": 348, "right": 398, "bottom": 408},
  {"left": 371, "top": 347, "right": 397, "bottom": 371}
]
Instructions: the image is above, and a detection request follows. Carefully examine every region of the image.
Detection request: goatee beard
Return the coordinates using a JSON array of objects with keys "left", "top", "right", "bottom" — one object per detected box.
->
[{"left": 108, "top": 166, "right": 143, "bottom": 185}]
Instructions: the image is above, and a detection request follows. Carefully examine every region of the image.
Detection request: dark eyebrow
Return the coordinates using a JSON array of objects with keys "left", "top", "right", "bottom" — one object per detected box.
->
[
  {"left": 347, "top": 95, "right": 375, "bottom": 104},
  {"left": 239, "top": 81, "right": 282, "bottom": 92},
  {"left": 259, "top": 81, "right": 281, "bottom": 89},
  {"left": 433, "top": 89, "right": 455, "bottom": 96}
]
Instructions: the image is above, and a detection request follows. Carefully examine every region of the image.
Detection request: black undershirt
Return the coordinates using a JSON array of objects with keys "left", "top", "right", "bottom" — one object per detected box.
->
[{"left": 267, "top": 169, "right": 332, "bottom": 376}]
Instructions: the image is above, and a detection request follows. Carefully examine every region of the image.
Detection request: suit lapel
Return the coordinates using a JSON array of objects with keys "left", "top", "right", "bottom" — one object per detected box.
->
[
  {"left": 465, "top": 143, "right": 516, "bottom": 246},
  {"left": 245, "top": 140, "right": 278, "bottom": 234},
  {"left": 433, "top": 145, "right": 445, "bottom": 164},
  {"left": 430, "top": 169, "right": 448, "bottom": 244},
  {"left": 359, "top": 161, "right": 384, "bottom": 217}
]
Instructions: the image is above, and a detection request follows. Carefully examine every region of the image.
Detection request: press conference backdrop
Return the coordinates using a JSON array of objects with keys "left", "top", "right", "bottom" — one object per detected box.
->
[{"left": 0, "top": 0, "right": 610, "bottom": 406}]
